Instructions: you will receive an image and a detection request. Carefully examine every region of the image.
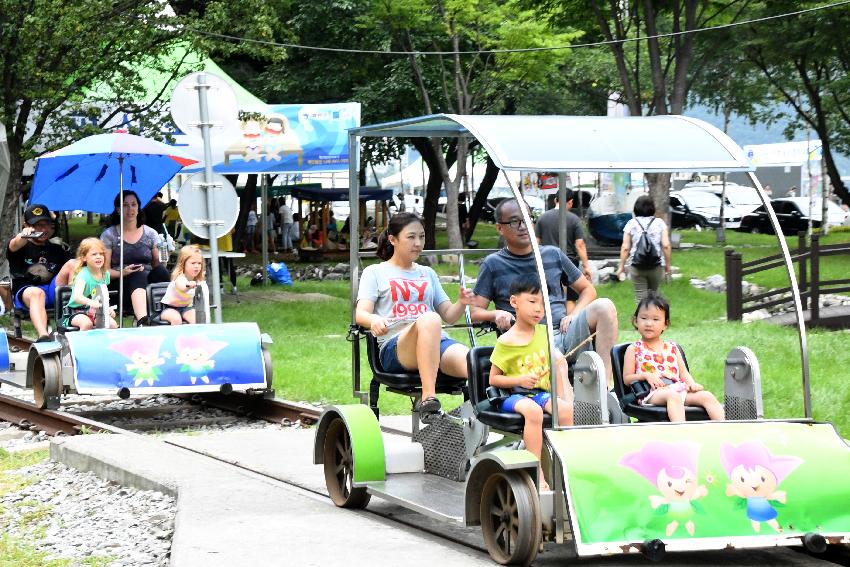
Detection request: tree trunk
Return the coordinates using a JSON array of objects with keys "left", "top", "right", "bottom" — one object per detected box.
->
[
  {"left": 412, "top": 138, "right": 459, "bottom": 250},
  {"left": 232, "top": 174, "right": 257, "bottom": 249},
  {"left": 0, "top": 153, "right": 23, "bottom": 276},
  {"left": 645, "top": 172, "right": 671, "bottom": 225},
  {"left": 465, "top": 155, "right": 499, "bottom": 241}
]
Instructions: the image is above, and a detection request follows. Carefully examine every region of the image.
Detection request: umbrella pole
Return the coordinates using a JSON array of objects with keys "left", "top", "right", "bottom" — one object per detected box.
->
[{"left": 118, "top": 156, "right": 125, "bottom": 326}]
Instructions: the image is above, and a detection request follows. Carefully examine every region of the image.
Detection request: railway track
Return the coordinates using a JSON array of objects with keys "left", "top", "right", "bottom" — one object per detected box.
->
[{"left": 0, "top": 391, "right": 322, "bottom": 435}]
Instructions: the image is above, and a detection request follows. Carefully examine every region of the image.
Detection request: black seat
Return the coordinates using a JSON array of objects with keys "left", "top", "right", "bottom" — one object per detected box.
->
[
  {"left": 467, "top": 345, "right": 553, "bottom": 435},
  {"left": 364, "top": 332, "right": 467, "bottom": 397},
  {"left": 146, "top": 282, "right": 171, "bottom": 324},
  {"left": 611, "top": 342, "right": 709, "bottom": 422},
  {"left": 54, "top": 285, "right": 79, "bottom": 334}
]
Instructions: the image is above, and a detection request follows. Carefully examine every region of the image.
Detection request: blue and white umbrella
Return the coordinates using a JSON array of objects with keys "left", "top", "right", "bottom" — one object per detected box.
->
[{"left": 31, "top": 133, "right": 198, "bottom": 323}]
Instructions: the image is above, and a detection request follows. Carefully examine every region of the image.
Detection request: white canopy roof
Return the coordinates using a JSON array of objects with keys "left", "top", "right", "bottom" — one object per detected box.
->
[{"left": 350, "top": 114, "right": 752, "bottom": 174}]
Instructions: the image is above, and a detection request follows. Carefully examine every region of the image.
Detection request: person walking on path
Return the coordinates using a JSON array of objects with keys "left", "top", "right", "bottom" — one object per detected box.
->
[{"left": 616, "top": 195, "right": 672, "bottom": 302}]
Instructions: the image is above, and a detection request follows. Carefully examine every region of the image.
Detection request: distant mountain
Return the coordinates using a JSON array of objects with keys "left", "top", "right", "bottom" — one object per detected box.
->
[{"left": 685, "top": 105, "right": 849, "bottom": 176}]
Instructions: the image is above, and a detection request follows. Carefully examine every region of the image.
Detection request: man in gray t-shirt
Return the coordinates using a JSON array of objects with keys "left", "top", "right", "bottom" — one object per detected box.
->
[
  {"left": 470, "top": 198, "right": 619, "bottom": 387},
  {"left": 536, "top": 191, "right": 593, "bottom": 283}
]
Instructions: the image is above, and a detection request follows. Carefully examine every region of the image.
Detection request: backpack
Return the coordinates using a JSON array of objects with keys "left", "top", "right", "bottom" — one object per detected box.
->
[{"left": 631, "top": 218, "right": 661, "bottom": 268}]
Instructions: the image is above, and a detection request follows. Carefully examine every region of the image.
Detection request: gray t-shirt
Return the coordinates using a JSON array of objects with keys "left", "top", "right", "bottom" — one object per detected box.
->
[
  {"left": 474, "top": 246, "right": 581, "bottom": 329},
  {"left": 357, "top": 262, "right": 450, "bottom": 347},
  {"left": 535, "top": 208, "right": 584, "bottom": 261}
]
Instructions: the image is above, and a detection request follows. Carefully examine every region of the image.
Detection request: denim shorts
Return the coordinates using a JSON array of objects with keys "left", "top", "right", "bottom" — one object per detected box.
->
[
  {"left": 379, "top": 335, "right": 459, "bottom": 373},
  {"left": 163, "top": 303, "right": 192, "bottom": 315},
  {"left": 502, "top": 390, "right": 552, "bottom": 414}
]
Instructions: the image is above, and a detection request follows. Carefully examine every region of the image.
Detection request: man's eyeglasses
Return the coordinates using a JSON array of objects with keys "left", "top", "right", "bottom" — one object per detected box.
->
[{"left": 497, "top": 218, "right": 526, "bottom": 230}]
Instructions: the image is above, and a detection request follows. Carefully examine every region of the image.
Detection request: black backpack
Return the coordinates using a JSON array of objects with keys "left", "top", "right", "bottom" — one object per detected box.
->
[{"left": 631, "top": 218, "right": 661, "bottom": 268}]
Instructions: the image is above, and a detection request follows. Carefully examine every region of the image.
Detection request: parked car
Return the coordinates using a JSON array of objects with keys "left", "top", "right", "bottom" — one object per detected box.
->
[
  {"left": 683, "top": 181, "right": 763, "bottom": 215},
  {"left": 669, "top": 189, "right": 745, "bottom": 229},
  {"left": 481, "top": 186, "right": 545, "bottom": 222},
  {"left": 738, "top": 197, "right": 850, "bottom": 234}
]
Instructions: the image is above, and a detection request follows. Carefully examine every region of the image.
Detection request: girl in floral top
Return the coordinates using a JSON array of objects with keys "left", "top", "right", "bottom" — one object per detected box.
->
[{"left": 623, "top": 293, "right": 723, "bottom": 421}]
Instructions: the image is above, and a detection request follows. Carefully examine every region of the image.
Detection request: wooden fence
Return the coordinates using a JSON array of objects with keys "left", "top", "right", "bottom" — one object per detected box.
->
[{"left": 725, "top": 232, "right": 850, "bottom": 328}]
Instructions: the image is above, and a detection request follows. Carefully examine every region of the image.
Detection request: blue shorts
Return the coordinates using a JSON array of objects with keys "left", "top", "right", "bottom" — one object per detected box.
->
[
  {"left": 379, "top": 335, "right": 459, "bottom": 374},
  {"left": 501, "top": 390, "right": 552, "bottom": 414},
  {"left": 14, "top": 278, "right": 58, "bottom": 311}
]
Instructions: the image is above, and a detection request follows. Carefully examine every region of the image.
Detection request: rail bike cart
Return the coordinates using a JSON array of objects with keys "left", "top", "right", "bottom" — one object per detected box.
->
[
  {"left": 1, "top": 282, "right": 273, "bottom": 409},
  {"left": 314, "top": 115, "right": 850, "bottom": 565}
]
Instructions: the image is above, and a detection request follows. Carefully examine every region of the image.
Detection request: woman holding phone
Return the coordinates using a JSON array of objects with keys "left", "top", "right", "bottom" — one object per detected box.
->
[{"left": 100, "top": 191, "right": 170, "bottom": 326}]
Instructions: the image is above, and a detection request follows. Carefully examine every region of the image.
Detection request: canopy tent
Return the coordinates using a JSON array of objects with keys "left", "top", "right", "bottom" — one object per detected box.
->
[
  {"left": 350, "top": 114, "right": 752, "bottom": 173},
  {"left": 291, "top": 185, "right": 392, "bottom": 202}
]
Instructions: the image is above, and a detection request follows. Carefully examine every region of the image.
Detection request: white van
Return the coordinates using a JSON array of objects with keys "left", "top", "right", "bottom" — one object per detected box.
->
[{"left": 683, "top": 181, "right": 763, "bottom": 215}]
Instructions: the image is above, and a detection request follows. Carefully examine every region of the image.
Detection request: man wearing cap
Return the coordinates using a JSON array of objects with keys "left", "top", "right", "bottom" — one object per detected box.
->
[{"left": 7, "top": 204, "right": 73, "bottom": 341}]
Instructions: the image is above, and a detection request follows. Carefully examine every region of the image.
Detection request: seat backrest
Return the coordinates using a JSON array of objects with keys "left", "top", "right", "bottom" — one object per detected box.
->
[
  {"left": 55, "top": 285, "right": 76, "bottom": 332},
  {"left": 147, "top": 282, "right": 171, "bottom": 321},
  {"left": 364, "top": 331, "right": 384, "bottom": 373},
  {"left": 611, "top": 341, "right": 690, "bottom": 406},
  {"left": 467, "top": 346, "right": 494, "bottom": 409}
]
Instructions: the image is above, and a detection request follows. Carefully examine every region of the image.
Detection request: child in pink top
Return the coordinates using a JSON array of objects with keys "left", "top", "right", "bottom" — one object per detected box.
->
[
  {"left": 623, "top": 293, "right": 723, "bottom": 421},
  {"left": 161, "top": 245, "right": 205, "bottom": 325}
]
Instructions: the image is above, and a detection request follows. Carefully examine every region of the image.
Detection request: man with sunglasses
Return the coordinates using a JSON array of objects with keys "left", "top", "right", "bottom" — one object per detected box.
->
[{"left": 470, "top": 198, "right": 619, "bottom": 387}]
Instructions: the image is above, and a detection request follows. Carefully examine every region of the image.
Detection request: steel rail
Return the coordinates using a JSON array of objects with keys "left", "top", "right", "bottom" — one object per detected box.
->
[{"left": 0, "top": 393, "right": 111, "bottom": 436}]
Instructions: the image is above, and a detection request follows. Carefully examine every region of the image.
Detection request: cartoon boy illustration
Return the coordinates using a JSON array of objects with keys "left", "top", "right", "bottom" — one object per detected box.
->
[
  {"left": 110, "top": 336, "right": 167, "bottom": 387},
  {"left": 720, "top": 441, "right": 803, "bottom": 533},
  {"left": 175, "top": 335, "right": 228, "bottom": 384},
  {"left": 621, "top": 441, "right": 708, "bottom": 536}
]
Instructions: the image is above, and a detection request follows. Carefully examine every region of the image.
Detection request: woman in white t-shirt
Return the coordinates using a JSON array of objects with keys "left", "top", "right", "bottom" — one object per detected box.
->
[
  {"left": 616, "top": 195, "right": 672, "bottom": 302},
  {"left": 355, "top": 213, "right": 474, "bottom": 421}
]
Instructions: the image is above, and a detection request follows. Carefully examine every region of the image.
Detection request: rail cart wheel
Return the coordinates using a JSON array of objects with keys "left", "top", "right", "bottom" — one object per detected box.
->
[
  {"left": 323, "top": 418, "right": 371, "bottom": 509},
  {"left": 480, "top": 470, "right": 541, "bottom": 566},
  {"left": 32, "top": 352, "right": 62, "bottom": 410},
  {"left": 261, "top": 345, "right": 273, "bottom": 389}
]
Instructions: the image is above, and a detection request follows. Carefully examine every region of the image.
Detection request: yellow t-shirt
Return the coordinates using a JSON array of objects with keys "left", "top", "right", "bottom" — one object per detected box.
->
[{"left": 489, "top": 324, "right": 552, "bottom": 391}]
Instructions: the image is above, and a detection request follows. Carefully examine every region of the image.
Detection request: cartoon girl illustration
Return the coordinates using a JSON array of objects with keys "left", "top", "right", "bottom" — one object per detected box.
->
[
  {"left": 175, "top": 335, "right": 228, "bottom": 384},
  {"left": 110, "top": 336, "right": 167, "bottom": 387},
  {"left": 720, "top": 441, "right": 803, "bottom": 533},
  {"left": 620, "top": 441, "right": 708, "bottom": 536}
]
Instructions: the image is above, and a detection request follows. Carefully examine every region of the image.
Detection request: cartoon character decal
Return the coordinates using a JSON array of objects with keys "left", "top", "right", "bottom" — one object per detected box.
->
[
  {"left": 720, "top": 441, "right": 803, "bottom": 533},
  {"left": 620, "top": 441, "right": 708, "bottom": 536},
  {"left": 175, "top": 335, "right": 228, "bottom": 384},
  {"left": 110, "top": 336, "right": 167, "bottom": 386}
]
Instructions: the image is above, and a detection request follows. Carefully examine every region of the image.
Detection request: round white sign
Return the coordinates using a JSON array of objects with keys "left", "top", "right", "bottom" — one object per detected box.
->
[
  {"left": 178, "top": 173, "right": 239, "bottom": 240},
  {"left": 170, "top": 72, "right": 241, "bottom": 141}
]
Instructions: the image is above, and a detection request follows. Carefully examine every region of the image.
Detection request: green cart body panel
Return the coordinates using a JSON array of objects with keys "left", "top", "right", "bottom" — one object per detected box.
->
[{"left": 547, "top": 420, "right": 850, "bottom": 555}]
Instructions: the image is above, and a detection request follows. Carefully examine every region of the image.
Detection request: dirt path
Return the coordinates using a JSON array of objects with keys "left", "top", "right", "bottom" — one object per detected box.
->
[{"left": 222, "top": 288, "right": 337, "bottom": 304}]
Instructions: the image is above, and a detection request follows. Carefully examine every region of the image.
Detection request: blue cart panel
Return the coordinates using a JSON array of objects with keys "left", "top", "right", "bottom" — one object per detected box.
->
[{"left": 66, "top": 323, "right": 268, "bottom": 395}]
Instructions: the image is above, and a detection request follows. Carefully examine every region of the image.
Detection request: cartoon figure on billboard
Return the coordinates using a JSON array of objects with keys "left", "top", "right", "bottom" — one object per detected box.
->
[
  {"left": 621, "top": 441, "right": 708, "bottom": 536},
  {"left": 110, "top": 335, "right": 167, "bottom": 386},
  {"left": 175, "top": 335, "right": 228, "bottom": 384},
  {"left": 720, "top": 441, "right": 803, "bottom": 533}
]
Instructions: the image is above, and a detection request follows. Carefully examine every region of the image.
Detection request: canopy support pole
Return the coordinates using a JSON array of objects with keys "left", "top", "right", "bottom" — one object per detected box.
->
[{"left": 747, "top": 172, "right": 811, "bottom": 418}]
